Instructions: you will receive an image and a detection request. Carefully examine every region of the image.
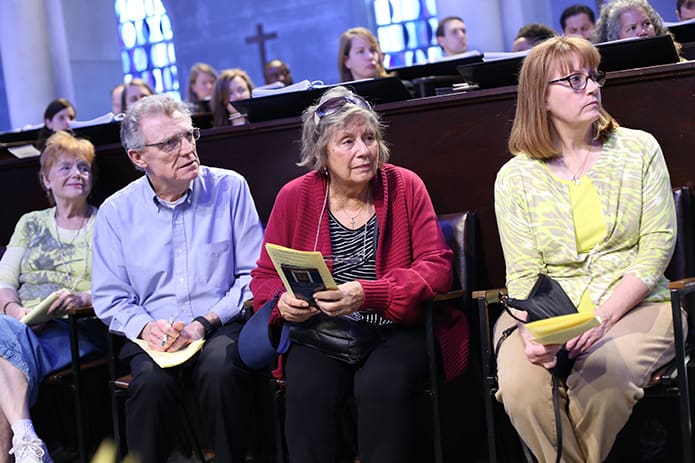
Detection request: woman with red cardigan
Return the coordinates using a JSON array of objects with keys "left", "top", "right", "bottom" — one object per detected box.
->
[{"left": 250, "top": 86, "right": 469, "bottom": 463}]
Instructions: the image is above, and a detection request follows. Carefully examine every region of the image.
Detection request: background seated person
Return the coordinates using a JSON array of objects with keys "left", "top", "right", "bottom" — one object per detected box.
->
[
  {"left": 263, "top": 59, "right": 293, "bottom": 86},
  {"left": 35, "top": 99, "right": 76, "bottom": 152},
  {"left": 338, "top": 27, "right": 392, "bottom": 81},
  {"left": 185, "top": 62, "right": 217, "bottom": 114},
  {"left": 0, "top": 131, "right": 103, "bottom": 463},
  {"left": 593, "top": 0, "right": 669, "bottom": 41},
  {"left": 121, "top": 78, "right": 154, "bottom": 113},
  {"left": 561, "top": 4, "right": 596, "bottom": 39},
  {"left": 111, "top": 83, "right": 125, "bottom": 115},
  {"left": 211, "top": 68, "right": 254, "bottom": 127},
  {"left": 435, "top": 16, "right": 468, "bottom": 57},
  {"left": 92, "top": 94, "right": 264, "bottom": 463},
  {"left": 512, "top": 23, "right": 558, "bottom": 52},
  {"left": 677, "top": 0, "right": 695, "bottom": 20},
  {"left": 494, "top": 36, "right": 678, "bottom": 463},
  {"left": 250, "top": 86, "right": 469, "bottom": 463}
]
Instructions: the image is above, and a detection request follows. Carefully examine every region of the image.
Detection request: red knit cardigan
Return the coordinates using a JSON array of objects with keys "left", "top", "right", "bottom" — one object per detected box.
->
[{"left": 250, "top": 164, "right": 469, "bottom": 380}]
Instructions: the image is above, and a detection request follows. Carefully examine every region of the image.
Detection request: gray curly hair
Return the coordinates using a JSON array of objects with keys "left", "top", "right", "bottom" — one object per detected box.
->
[
  {"left": 298, "top": 86, "right": 390, "bottom": 172},
  {"left": 592, "top": 0, "right": 669, "bottom": 43}
]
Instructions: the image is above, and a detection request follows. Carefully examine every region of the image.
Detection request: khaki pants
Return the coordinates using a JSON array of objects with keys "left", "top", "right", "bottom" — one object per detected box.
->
[{"left": 493, "top": 301, "right": 680, "bottom": 463}]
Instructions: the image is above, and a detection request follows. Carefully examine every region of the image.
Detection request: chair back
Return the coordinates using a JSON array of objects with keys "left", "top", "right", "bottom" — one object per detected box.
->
[
  {"left": 437, "top": 212, "right": 479, "bottom": 294},
  {"left": 666, "top": 186, "right": 695, "bottom": 281}
]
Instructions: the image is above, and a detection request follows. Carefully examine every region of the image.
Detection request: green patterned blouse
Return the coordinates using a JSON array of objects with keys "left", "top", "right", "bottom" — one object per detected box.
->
[
  {"left": 494, "top": 127, "right": 675, "bottom": 306},
  {"left": 1, "top": 207, "right": 95, "bottom": 308}
]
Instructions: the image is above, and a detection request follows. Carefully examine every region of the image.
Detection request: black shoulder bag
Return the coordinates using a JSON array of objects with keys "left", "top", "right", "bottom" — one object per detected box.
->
[{"left": 498, "top": 274, "right": 578, "bottom": 463}]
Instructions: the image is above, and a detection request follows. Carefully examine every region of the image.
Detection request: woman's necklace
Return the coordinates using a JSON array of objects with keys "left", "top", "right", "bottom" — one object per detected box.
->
[
  {"left": 341, "top": 189, "right": 370, "bottom": 228},
  {"left": 54, "top": 213, "right": 89, "bottom": 291},
  {"left": 565, "top": 144, "right": 593, "bottom": 184}
]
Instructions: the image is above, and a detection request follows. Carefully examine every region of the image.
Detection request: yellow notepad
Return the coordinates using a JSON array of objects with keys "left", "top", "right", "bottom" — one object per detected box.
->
[
  {"left": 21, "top": 291, "right": 60, "bottom": 325},
  {"left": 525, "top": 312, "right": 600, "bottom": 345},
  {"left": 133, "top": 339, "right": 205, "bottom": 368}
]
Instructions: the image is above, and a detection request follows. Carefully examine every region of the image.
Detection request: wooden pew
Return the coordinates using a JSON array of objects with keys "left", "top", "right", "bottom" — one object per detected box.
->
[{"left": 1, "top": 60, "right": 694, "bottom": 289}]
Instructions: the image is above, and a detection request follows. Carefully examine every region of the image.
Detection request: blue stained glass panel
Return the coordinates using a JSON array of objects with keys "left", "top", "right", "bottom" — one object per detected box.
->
[
  {"left": 147, "top": 16, "right": 162, "bottom": 42},
  {"left": 400, "top": 0, "right": 420, "bottom": 21},
  {"left": 373, "top": 0, "right": 437, "bottom": 67},
  {"left": 114, "top": 0, "right": 180, "bottom": 98}
]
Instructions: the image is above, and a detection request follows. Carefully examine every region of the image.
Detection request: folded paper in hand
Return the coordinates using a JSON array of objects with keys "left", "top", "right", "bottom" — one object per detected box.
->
[
  {"left": 265, "top": 243, "right": 338, "bottom": 306},
  {"left": 133, "top": 339, "right": 205, "bottom": 368},
  {"left": 21, "top": 291, "right": 60, "bottom": 325},
  {"left": 525, "top": 312, "right": 600, "bottom": 345}
]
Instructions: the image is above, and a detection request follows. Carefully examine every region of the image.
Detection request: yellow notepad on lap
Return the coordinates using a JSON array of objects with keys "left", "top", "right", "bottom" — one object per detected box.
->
[
  {"left": 133, "top": 339, "right": 205, "bottom": 368},
  {"left": 525, "top": 312, "right": 600, "bottom": 345}
]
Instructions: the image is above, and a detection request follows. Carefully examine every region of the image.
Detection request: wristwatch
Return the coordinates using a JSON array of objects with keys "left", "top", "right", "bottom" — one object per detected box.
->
[{"left": 194, "top": 316, "right": 216, "bottom": 339}]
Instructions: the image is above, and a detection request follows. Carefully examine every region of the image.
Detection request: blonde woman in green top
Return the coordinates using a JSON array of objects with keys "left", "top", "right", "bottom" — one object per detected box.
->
[{"left": 493, "top": 36, "right": 678, "bottom": 463}]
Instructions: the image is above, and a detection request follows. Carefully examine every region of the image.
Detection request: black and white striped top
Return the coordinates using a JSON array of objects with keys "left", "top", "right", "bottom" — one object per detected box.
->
[{"left": 328, "top": 211, "right": 391, "bottom": 326}]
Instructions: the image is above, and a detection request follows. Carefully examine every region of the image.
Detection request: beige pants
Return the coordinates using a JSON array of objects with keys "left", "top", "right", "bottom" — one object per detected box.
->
[{"left": 493, "top": 301, "right": 681, "bottom": 463}]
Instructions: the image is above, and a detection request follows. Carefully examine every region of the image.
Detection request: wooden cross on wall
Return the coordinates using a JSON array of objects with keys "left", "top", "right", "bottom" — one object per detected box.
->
[{"left": 245, "top": 23, "right": 278, "bottom": 74}]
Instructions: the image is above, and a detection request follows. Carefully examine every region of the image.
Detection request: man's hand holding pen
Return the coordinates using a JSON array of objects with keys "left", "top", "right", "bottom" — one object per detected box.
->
[{"left": 143, "top": 317, "right": 185, "bottom": 352}]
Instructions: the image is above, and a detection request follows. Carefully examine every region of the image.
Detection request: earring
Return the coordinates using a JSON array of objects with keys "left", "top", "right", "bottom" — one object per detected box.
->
[{"left": 323, "top": 167, "right": 328, "bottom": 176}]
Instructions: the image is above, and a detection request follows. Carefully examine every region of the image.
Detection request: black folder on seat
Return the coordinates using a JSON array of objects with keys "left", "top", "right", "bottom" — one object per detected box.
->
[
  {"left": 387, "top": 52, "right": 483, "bottom": 81},
  {"left": 595, "top": 35, "right": 680, "bottom": 72},
  {"left": 231, "top": 77, "right": 412, "bottom": 123},
  {"left": 667, "top": 20, "right": 695, "bottom": 45},
  {"left": 456, "top": 55, "right": 526, "bottom": 90}
]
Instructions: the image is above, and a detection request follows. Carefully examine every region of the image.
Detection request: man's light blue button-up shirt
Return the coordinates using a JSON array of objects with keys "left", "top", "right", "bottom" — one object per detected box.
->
[{"left": 92, "top": 165, "right": 264, "bottom": 340}]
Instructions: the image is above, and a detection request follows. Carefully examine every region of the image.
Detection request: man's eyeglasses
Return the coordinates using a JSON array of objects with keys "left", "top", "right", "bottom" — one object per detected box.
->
[
  {"left": 143, "top": 127, "right": 200, "bottom": 153},
  {"left": 313, "top": 95, "right": 372, "bottom": 124},
  {"left": 548, "top": 70, "right": 606, "bottom": 91}
]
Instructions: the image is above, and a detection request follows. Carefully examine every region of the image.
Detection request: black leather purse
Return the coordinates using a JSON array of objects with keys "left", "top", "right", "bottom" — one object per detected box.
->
[
  {"left": 498, "top": 274, "right": 579, "bottom": 463},
  {"left": 289, "top": 314, "right": 381, "bottom": 364},
  {"left": 500, "top": 273, "right": 577, "bottom": 322}
]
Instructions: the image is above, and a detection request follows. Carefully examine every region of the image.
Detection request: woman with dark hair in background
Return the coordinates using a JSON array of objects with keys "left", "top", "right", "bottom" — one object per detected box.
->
[
  {"left": 185, "top": 62, "right": 217, "bottom": 114},
  {"left": 35, "top": 99, "right": 75, "bottom": 152},
  {"left": 210, "top": 68, "right": 254, "bottom": 127}
]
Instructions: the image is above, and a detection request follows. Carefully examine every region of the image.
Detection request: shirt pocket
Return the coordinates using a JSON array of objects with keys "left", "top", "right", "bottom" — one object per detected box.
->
[{"left": 193, "top": 240, "right": 232, "bottom": 288}]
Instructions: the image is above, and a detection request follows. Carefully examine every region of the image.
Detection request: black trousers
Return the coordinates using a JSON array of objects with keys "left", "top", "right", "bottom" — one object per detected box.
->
[
  {"left": 123, "top": 321, "right": 253, "bottom": 463},
  {"left": 283, "top": 324, "right": 428, "bottom": 463}
]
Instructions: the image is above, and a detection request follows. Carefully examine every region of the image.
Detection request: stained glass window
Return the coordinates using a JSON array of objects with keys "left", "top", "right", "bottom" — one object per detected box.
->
[
  {"left": 114, "top": 0, "right": 180, "bottom": 98},
  {"left": 373, "top": 0, "right": 440, "bottom": 68}
]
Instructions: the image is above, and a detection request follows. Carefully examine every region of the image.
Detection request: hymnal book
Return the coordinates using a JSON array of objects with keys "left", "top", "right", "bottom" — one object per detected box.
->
[
  {"left": 265, "top": 243, "right": 338, "bottom": 307},
  {"left": 21, "top": 291, "right": 60, "bottom": 325},
  {"left": 133, "top": 339, "right": 205, "bottom": 369},
  {"left": 525, "top": 312, "right": 600, "bottom": 345},
  {"left": 7, "top": 144, "right": 40, "bottom": 159}
]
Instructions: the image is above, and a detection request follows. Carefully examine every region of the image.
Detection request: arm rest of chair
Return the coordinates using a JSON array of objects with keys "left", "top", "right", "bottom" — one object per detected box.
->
[
  {"left": 66, "top": 305, "right": 96, "bottom": 318},
  {"left": 669, "top": 277, "right": 695, "bottom": 294},
  {"left": 430, "top": 289, "right": 468, "bottom": 303},
  {"left": 472, "top": 288, "right": 507, "bottom": 304}
]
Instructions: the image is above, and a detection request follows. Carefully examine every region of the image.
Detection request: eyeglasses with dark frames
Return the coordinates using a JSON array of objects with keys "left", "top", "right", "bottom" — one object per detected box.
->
[
  {"left": 313, "top": 95, "right": 372, "bottom": 124},
  {"left": 143, "top": 127, "right": 200, "bottom": 153},
  {"left": 548, "top": 70, "right": 606, "bottom": 91}
]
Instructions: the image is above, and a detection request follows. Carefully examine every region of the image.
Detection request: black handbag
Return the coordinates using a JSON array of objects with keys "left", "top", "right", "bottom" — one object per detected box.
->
[
  {"left": 500, "top": 273, "right": 577, "bottom": 322},
  {"left": 498, "top": 274, "right": 579, "bottom": 463},
  {"left": 289, "top": 314, "right": 381, "bottom": 364}
]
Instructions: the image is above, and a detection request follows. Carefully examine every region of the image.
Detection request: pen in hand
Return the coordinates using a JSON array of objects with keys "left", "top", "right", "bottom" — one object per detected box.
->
[{"left": 161, "top": 314, "right": 175, "bottom": 348}]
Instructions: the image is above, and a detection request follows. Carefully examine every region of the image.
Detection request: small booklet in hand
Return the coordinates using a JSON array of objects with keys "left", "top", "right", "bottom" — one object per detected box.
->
[
  {"left": 265, "top": 243, "right": 338, "bottom": 306},
  {"left": 21, "top": 291, "right": 60, "bottom": 325}
]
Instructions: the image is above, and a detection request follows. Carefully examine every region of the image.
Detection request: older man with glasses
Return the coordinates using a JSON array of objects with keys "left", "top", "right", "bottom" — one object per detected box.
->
[{"left": 91, "top": 94, "right": 264, "bottom": 463}]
